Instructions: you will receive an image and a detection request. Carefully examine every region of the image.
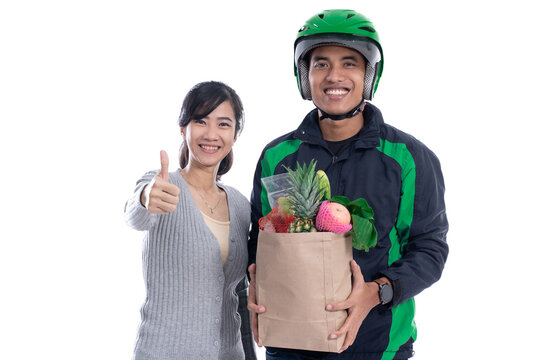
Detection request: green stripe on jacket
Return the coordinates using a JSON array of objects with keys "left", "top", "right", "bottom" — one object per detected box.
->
[{"left": 376, "top": 138, "right": 417, "bottom": 359}]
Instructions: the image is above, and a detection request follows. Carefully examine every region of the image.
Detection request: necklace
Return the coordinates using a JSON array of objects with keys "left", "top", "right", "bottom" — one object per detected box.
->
[{"left": 181, "top": 171, "right": 221, "bottom": 214}]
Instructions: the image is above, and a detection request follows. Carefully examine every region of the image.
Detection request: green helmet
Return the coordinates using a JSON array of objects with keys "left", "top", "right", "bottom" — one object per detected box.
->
[{"left": 294, "top": 9, "right": 384, "bottom": 101}]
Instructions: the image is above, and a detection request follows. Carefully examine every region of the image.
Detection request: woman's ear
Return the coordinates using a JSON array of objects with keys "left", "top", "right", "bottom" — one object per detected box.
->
[{"left": 180, "top": 127, "right": 186, "bottom": 138}]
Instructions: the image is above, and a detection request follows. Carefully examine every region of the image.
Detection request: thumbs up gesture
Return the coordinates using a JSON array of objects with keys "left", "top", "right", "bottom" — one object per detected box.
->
[{"left": 141, "top": 150, "right": 180, "bottom": 214}]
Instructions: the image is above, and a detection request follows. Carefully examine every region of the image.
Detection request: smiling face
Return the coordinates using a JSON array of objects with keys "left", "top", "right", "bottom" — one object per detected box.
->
[
  {"left": 181, "top": 100, "right": 236, "bottom": 170},
  {"left": 308, "top": 45, "right": 366, "bottom": 116}
]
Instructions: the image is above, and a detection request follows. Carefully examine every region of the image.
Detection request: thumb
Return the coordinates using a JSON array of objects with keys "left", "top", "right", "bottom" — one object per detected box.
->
[
  {"left": 350, "top": 259, "right": 365, "bottom": 288},
  {"left": 159, "top": 150, "right": 169, "bottom": 182},
  {"left": 248, "top": 263, "right": 257, "bottom": 283}
]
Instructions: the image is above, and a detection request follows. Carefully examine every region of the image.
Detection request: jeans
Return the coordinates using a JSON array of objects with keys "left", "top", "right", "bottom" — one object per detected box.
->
[
  {"left": 266, "top": 349, "right": 307, "bottom": 360},
  {"left": 266, "top": 349, "right": 411, "bottom": 360}
]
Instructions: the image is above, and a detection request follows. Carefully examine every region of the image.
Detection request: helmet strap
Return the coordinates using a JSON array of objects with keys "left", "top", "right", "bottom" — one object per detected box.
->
[{"left": 318, "top": 99, "right": 365, "bottom": 121}]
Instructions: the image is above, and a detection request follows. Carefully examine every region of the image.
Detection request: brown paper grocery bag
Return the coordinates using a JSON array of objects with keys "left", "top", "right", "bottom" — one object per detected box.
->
[{"left": 256, "top": 231, "right": 353, "bottom": 353}]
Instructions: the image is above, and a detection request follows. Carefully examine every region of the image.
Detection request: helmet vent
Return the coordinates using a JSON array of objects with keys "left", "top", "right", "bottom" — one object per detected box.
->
[
  {"left": 358, "top": 26, "right": 375, "bottom": 33},
  {"left": 299, "top": 26, "right": 310, "bottom": 32},
  {"left": 346, "top": 14, "right": 355, "bottom": 19},
  {"left": 318, "top": 14, "right": 324, "bottom": 19}
]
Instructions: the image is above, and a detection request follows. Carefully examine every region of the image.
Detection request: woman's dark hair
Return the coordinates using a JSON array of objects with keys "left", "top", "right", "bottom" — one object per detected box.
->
[{"left": 178, "top": 81, "right": 244, "bottom": 180}]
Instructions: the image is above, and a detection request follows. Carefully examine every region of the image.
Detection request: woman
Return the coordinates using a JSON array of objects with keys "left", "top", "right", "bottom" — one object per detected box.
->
[{"left": 124, "top": 81, "right": 255, "bottom": 360}]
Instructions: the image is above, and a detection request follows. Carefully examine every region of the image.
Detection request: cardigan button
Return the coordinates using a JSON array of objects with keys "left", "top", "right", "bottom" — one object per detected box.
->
[
  {"left": 214, "top": 340, "right": 219, "bottom": 347},
  {"left": 215, "top": 295, "right": 222, "bottom": 302}
]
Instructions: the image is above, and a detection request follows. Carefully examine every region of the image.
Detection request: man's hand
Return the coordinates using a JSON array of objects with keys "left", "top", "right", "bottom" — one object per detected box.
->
[
  {"left": 325, "top": 260, "right": 382, "bottom": 353},
  {"left": 141, "top": 150, "right": 180, "bottom": 214},
  {"left": 247, "top": 263, "right": 266, "bottom": 346}
]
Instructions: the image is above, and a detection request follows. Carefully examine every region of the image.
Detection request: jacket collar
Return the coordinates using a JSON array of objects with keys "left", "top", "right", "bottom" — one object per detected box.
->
[{"left": 294, "top": 102, "right": 383, "bottom": 149}]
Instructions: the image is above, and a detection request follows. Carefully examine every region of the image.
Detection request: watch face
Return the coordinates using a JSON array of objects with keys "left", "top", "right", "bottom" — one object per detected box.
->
[{"left": 380, "top": 284, "right": 393, "bottom": 304}]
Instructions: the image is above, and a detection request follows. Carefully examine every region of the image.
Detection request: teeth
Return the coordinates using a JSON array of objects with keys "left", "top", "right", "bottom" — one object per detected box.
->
[
  {"left": 201, "top": 145, "right": 219, "bottom": 151},
  {"left": 325, "top": 89, "right": 348, "bottom": 95}
]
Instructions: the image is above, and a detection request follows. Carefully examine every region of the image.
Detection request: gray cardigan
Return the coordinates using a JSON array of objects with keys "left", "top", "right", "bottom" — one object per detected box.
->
[{"left": 125, "top": 170, "right": 252, "bottom": 360}]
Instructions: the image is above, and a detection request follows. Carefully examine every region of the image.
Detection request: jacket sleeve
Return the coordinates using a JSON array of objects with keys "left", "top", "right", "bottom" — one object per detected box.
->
[
  {"left": 248, "top": 155, "right": 264, "bottom": 266},
  {"left": 124, "top": 170, "right": 159, "bottom": 231},
  {"left": 379, "top": 145, "right": 449, "bottom": 306}
]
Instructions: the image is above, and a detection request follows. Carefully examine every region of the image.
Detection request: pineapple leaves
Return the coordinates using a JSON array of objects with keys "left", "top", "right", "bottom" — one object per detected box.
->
[
  {"left": 282, "top": 160, "right": 324, "bottom": 231},
  {"left": 330, "top": 195, "right": 378, "bottom": 252},
  {"left": 280, "top": 160, "right": 377, "bottom": 243}
]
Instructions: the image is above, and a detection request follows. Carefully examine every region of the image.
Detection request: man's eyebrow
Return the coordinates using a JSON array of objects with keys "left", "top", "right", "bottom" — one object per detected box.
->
[
  {"left": 312, "top": 55, "right": 360, "bottom": 62},
  {"left": 342, "top": 55, "right": 360, "bottom": 62},
  {"left": 312, "top": 55, "right": 329, "bottom": 62}
]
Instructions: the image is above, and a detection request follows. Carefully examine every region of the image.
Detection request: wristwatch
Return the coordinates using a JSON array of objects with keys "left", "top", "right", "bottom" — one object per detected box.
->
[{"left": 374, "top": 280, "right": 393, "bottom": 305}]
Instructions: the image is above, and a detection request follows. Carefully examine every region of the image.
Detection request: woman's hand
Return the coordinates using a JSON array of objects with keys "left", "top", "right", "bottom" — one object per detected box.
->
[
  {"left": 247, "top": 263, "right": 266, "bottom": 346},
  {"left": 141, "top": 150, "right": 180, "bottom": 214}
]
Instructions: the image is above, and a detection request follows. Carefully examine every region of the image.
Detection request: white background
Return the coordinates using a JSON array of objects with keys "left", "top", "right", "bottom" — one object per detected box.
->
[{"left": 1, "top": 0, "right": 538, "bottom": 359}]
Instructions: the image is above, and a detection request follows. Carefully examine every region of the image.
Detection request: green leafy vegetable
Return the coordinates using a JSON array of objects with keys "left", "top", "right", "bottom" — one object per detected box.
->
[{"left": 330, "top": 195, "right": 378, "bottom": 251}]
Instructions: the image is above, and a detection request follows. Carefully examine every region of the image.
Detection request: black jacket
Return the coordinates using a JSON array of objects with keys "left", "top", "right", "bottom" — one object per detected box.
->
[{"left": 248, "top": 103, "right": 449, "bottom": 359}]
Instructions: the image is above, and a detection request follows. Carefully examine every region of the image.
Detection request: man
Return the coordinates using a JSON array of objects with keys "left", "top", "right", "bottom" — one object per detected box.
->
[{"left": 247, "top": 9, "right": 449, "bottom": 360}]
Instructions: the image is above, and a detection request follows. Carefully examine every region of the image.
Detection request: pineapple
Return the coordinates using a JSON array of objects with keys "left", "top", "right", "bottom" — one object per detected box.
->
[{"left": 283, "top": 160, "right": 325, "bottom": 233}]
